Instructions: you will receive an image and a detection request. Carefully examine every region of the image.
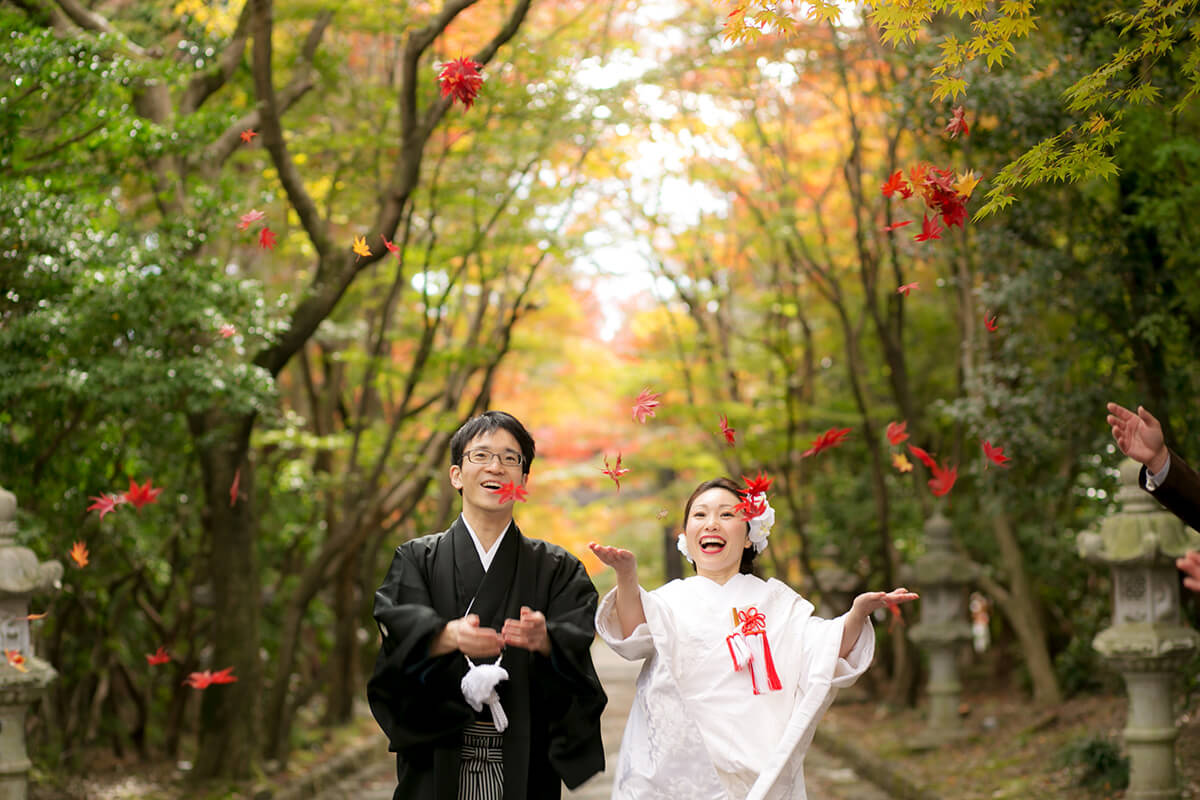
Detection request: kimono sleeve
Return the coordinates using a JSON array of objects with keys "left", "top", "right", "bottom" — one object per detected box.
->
[
  {"left": 538, "top": 551, "right": 608, "bottom": 789},
  {"left": 366, "top": 544, "right": 471, "bottom": 752},
  {"left": 596, "top": 585, "right": 655, "bottom": 661},
  {"left": 798, "top": 613, "right": 875, "bottom": 690},
  {"left": 1141, "top": 449, "right": 1200, "bottom": 531}
]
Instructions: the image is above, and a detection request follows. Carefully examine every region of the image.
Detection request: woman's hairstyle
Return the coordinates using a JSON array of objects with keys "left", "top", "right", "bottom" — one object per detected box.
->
[{"left": 682, "top": 477, "right": 758, "bottom": 575}]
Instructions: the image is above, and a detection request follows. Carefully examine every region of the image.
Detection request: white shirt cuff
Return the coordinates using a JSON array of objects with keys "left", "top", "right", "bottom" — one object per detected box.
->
[{"left": 1146, "top": 454, "right": 1171, "bottom": 491}]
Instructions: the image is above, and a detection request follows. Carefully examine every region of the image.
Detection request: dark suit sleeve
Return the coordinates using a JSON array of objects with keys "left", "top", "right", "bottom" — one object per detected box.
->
[
  {"left": 539, "top": 553, "right": 607, "bottom": 789},
  {"left": 366, "top": 546, "right": 472, "bottom": 752},
  {"left": 1140, "top": 448, "right": 1200, "bottom": 532}
]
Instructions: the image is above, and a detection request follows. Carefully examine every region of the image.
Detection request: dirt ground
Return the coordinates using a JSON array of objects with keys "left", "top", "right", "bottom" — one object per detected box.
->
[{"left": 823, "top": 685, "right": 1200, "bottom": 800}]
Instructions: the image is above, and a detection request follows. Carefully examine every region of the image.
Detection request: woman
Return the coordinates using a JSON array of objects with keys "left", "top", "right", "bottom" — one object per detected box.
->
[{"left": 588, "top": 476, "right": 916, "bottom": 800}]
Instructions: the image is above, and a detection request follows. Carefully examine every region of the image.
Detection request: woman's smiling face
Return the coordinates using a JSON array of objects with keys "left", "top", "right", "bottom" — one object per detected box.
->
[{"left": 683, "top": 487, "right": 749, "bottom": 583}]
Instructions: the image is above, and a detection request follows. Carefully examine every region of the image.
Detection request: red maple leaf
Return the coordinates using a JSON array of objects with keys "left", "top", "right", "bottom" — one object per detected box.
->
[
  {"left": 719, "top": 414, "right": 736, "bottom": 446},
  {"left": 229, "top": 469, "right": 241, "bottom": 507},
  {"left": 741, "top": 471, "right": 773, "bottom": 496},
  {"left": 123, "top": 478, "right": 163, "bottom": 510},
  {"left": 218, "top": 323, "right": 237, "bottom": 338},
  {"left": 896, "top": 282, "right": 920, "bottom": 296},
  {"left": 237, "top": 209, "right": 265, "bottom": 231},
  {"left": 733, "top": 493, "right": 767, "bottom": 520},
  {"left": 802, "top": 427, "right": 851, "bottom": 458},
  {"left": 982, "top": 440, "right": 1011, "bottom": 468},
  {"left": 146, "top": 647, "right": 171, "bottom": 666},
  {"left": 86, "top": 494, "right": 122, "bottom": 520},
  {"left": 239, "top": 129, "right": 257, "bottom": 143},
  {"left": 602, "top": 453, "right": 630, "bottom": 491},
  {"left": 886, "top": 420, "right": 909, "bottom": 446},
  {"left": 907, "top": 444, "right": 937, "bottom": 469},
  {"left": 928, "top": 461, "right": 958, "bottom": 497},
  {"left": 984, "top": 312, "right": 998, "bottom": 332},
  {"left": 939, "top": 197, "right": 968, "bottom": 229},
  {"left": 945, "top": 105, "right": 969, "bottom": 139},
  {"left": 438, "top": 57, "right": 483, "bottom": 109},
  {"left": 881, "top": 170, "right": 912, "bottom": 199},
  {"left": 883, "top": 598, "right": 904, "bottom": 632},
  {"left": 490, "top": 481, "right": 529, "bottom": 504},
  {"left": 883, "top": 220, "right": 912, "bottom": 232},
  {"left": 259, "top": 226, "right": 277, "bottom": 250},
  {"left": 381, "top": 235, "right": 400, "bottom": 259},
  {"left": 184, "top": 666, "right": 237, "bottom": 689},
  {"left": 914, "top": 214, "right": 943, "bottom": 242},
  {"left": 631, "top": 388, "right": 661, "bottom": 423},
  {"left": 5, "top": 650, "right": 26, "bottom": 673},
  {"left": 70, "top": 541, "right": 89, "bottom": 567}
]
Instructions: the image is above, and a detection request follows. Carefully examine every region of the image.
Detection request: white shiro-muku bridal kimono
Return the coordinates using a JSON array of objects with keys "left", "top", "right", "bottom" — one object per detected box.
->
[{"left": 596, "top": 573, "right": 875, "bottom": 800}]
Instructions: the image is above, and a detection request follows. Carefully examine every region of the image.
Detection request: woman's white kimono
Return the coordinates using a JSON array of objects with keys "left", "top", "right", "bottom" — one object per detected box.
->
[{"left": 596, "top": 573, "right": 874, "bottom": 800}]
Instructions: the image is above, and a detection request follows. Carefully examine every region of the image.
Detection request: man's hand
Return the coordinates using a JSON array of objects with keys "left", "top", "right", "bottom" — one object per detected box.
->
[
  {"left": 431, "top": 614, "right": 503, "bottom": 658},
  {"left": 502, "top": 606, "right": 551, "bottom": 656},
  {"left": 1178, "top": 550, "right": 1200, "bottom": 594},
  {"left": 1106, "top": 402, "right": 1169, "bottom": 473}
]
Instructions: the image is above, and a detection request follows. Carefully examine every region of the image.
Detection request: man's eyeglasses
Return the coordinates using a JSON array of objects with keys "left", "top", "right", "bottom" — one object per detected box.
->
[{"left": 464, "top": 449, "right": 524, "bottom": 468}]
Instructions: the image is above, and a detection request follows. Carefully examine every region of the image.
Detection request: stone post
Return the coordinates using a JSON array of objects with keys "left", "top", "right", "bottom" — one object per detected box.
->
[
  {"left": 908, "top": 509, "right": 973, "bottom": 748},
  {"left": 0, "top": 486, "right": 62, "bottom": 800},
  {"left": 1077, "top": 458, "right": 1200, "bottom": 800}
]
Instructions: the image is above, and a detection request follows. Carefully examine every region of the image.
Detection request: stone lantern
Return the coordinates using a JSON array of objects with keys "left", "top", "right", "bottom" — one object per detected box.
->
[
  {"left": 1077, "top": 458, "right": 1200, "bottom": 800},
  {"left": 908, "top": 509, "right": 973, "bottom": 748},
  {"left": 0, "top": 486, "right": 62, "bottom": 800}
]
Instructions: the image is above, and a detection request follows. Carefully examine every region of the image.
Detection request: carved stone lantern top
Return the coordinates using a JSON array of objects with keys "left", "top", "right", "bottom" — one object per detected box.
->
[
  {"left": 912, "top": 510, "right": 975, "bottom": 586},
  {"left": 0, "top": 486, "right": 63, "bottom": 598},
  {"left": 1077, "top": 458, "right": 1200, "bottom": 566}
]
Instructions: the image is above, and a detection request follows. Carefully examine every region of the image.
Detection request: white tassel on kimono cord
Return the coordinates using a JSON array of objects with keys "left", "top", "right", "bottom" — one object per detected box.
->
[{"left": 461, "top": 655, "right": 510, "bottom": 732}]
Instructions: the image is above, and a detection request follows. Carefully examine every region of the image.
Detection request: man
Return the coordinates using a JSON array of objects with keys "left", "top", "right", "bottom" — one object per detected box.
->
[
  {"left": 1106, "top": 402, "right": 1200, "bottom": 592},
  {"left": 368, "top": 411, "right": 606, "bottom": 799}
]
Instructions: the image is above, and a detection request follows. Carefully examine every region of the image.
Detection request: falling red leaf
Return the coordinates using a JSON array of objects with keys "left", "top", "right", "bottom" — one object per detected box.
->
[
  {"left": 381, "top": 235, "right": 400, "bottom": 259},
  {"left": 259, "top": 227, "right": 277, "bottom": 250},
  {"left": 631, "top": 388, "right": 661, "bottom": 423},
  {"left": 907, "top": 444, "right": 937, "bottom": 469},
  {"left": 86, "top": 494, "right": 122, "bottom": 520},
  {"left": 219, "top": 323, "right": 237, "bottom": 338},
  {"left": 490, "top": 481, "right": 528, "bottom": 504},
  {"left": 914, "top": 214, "right": 943, "bottom": 242},
  {"left": 602, "top": 453, "right": 630, "bottom": 491},
  {"left": 5, "top": 650, "right": 26, "bottom": 673},
  {"left": 719, "top": 414, "right": 736, "bottom": 446},
  {"left": 146, "top": 647, "right": 171, "bottom": 666},
  {"left": 881, "top": 170, "right": 913, "bottom": 199},
  {"left": 883, "top": 598, "right": 904, "bottom": 632},
  {"left": 70, "top": 541, "right": 89, "bottom": 567},
  {"left": 896, "top": 282, "right": 920, "bottom": 296},
  {"left": 229, "top": 469, "right": 241, "bottom": 507},
  {"left": 886, "top": 420, "right": 909, "bottom": 446},
  {"left": 184, "top": 666, "right": 237, "bottom": 689},
  {"left": 984, "top": 312, "right": 998, "bottom": 332},
  {"left": 732, "top": 492, "right": 767, "bottom": 520},
  {"left": 239, "top": 129, "right": 257, "bottom": 143},
  {"left": 945, "top": 105, "right": 970, "bottom": 139},
  {"left": 928, "top": 461, "right": 958, "bottom": 497},
  {"left": 124, "top": 478, "right": 163, "bottom": 510},
  {"left": 801, "top": 427, "right": 851, "bottom": 458},
  {"left": 438, "top": 57, "right": 483, "bottom": 109},
  {"left": 883, "top": 220, "right": 913, "bottom": 232},
  {"left": 741, "top": 471, "right": 773, "bottom": 496},
  {"left": 237, "top": 209, "right": 265, "bottom": 231},
  {"left": 982, "top": 441, "right": 1011, "bottom": 468}
]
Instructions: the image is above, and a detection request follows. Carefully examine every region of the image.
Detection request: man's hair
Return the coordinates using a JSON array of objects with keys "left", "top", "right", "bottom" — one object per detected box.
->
[
  {"left": 450, "top": 411, "right": 536, "bottom": 477},
  {"left": 682, "top": 477, "right": 757, "bottom": 575}
]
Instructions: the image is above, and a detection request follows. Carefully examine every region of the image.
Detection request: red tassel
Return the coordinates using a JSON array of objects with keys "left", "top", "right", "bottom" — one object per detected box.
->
[{"left": 760, "top": 632, "right": 783, "bottom": 692}]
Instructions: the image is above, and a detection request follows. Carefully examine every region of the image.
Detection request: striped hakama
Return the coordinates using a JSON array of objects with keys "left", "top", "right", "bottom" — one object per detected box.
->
[{"left": 458, "top": 720, "right": 504, "bottom": 799}]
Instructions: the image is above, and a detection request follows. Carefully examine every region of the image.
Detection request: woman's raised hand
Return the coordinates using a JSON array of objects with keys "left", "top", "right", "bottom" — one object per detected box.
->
[
  {"left": 588, "top": 542, "right": 638, "bottom": 582},
  {"left": 851, "top": 588, "right": 919, "bottom": 618}
]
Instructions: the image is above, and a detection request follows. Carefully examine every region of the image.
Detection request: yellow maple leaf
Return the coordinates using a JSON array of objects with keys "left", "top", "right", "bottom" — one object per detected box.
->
[
  {"left": 954, "top": 169, "right": 981, "bottom": 198},
  {"left": 352, "top": 235, "right": 372, "bottom": 259},
  {"left": 892, "top": 452, "right": 913, "bottom": 473}
]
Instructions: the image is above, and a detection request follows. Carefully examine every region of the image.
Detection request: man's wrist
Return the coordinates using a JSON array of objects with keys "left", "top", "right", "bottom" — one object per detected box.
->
[{"left": 1148, "top": 448, "right": 1169, "bottom": 475}]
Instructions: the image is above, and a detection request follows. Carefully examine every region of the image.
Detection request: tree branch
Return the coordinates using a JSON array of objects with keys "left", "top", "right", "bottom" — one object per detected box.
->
[
  {"left": 180, "top": 0, "right": 256, "bottom": 114},
  {"left": 50, "top": 0, "right": 152, "bottom": 58}
]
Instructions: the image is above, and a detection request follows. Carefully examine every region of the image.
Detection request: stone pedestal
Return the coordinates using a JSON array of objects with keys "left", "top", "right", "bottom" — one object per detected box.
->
[
  {"left": 908, "top": 510, "right": 973, "bottom": 748},
  {"left": 1078, "top": 458, "right": 1200, "bottom": 800},
  {"left": 0, "top": 487, "right": 62, "bottom": 800}
]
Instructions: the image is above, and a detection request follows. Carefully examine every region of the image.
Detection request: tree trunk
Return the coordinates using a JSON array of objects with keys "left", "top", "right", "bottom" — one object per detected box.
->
[
  {"left": 191, "top": 416, "right": 261, "bottom": 780},
  {"left": 324, "top": 547, "right": 363, "bottom": 726}
]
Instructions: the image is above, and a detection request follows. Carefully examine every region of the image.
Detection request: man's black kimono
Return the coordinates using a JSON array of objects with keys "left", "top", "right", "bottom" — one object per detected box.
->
[{"left": 367, "top": 517, "right": 606, "bottom": 799}]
